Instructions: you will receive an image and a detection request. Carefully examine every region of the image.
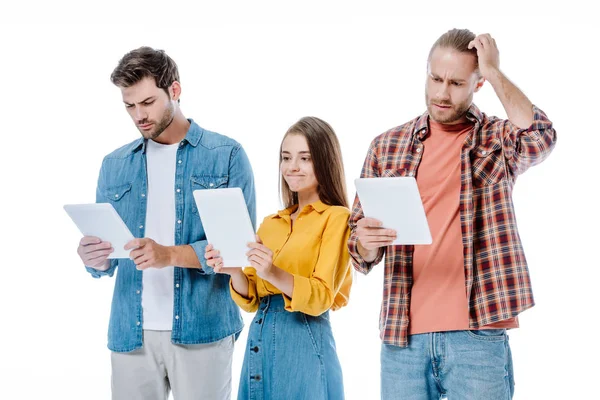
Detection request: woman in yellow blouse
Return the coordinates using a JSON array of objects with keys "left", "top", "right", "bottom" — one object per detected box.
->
[{"left": 205, "top": 116, "right": 352, "bottom": 400}]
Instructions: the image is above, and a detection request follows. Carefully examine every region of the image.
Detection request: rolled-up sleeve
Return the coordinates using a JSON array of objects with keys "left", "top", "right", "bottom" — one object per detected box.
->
[
  {"left": 503, "top": 105, "right": 557, "bottom": 176},
  {"left": 283, "top": 210, "right": 352, "bottom": 316},
  {"left": 229, "top": 267, "right": 260, "bottom": 313},
  {"left": 348, "top": 140, "right": 385, "bottom": 275}
]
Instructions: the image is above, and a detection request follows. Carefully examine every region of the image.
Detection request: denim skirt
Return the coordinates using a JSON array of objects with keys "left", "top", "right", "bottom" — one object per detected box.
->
[{"left": 237, "top": 294, "right": 345, "bottom": 400}]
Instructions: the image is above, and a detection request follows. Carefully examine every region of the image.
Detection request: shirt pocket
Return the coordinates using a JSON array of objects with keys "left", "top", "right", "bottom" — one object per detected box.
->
[
  {"left": 381, "top": 168, "right": 411, "bottom": 178},
  {"left": 190, "top": 174, "right": 229, "bottom": 214},
  {"left": 99, "top": 182, "right": 133, "bottom": 202},
  {"left": 98, "top": 182, "right": 133, "bottom": 224},
  {"left": 471, "top": 139, "right": 506, "bottom": 187}
]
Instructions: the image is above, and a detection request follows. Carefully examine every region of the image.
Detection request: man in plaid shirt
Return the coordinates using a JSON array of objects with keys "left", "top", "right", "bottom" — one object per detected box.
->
[{"left": 349, "top": 29, "right": 556, "bottom": 399}]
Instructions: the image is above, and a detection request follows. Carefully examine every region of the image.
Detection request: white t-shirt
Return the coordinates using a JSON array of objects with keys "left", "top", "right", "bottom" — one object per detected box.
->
[{"left": 141, "top": 139, "right": 179, "bottom": 331}]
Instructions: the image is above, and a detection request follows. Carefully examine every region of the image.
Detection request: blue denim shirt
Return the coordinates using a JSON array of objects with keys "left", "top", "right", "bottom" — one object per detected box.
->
[{"left": 85, "top": 120, "right": 256, "bottom": 352}]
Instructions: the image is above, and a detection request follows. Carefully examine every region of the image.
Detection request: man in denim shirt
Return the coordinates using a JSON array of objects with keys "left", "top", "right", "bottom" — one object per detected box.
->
[{"left": 76, "top": 47, "right": 256, "bottom": 399}]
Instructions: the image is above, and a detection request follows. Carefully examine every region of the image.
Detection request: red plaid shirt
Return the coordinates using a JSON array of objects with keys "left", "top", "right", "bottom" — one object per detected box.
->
[{"left": 348, "top": 104, "right": 557, "bottom": 347}]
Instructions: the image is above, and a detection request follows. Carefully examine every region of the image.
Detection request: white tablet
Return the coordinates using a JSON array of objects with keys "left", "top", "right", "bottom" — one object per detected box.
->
[
  {"left": 193, "top": 187, "right": 255, "bottom": 267},
  {"left": 354, "top": 177, "right": 432, "bottom": 245},
  {"left": 63, "top": 203, "right": 135, "bottom": 259}
]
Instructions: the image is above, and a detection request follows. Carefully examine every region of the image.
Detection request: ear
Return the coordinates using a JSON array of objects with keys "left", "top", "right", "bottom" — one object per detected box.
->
[
  {"left": 474, "top": 76, "right": 485, "bottom": 93},
  {"left": 169, "top": 81, "right": 182, "bottom": 101}
]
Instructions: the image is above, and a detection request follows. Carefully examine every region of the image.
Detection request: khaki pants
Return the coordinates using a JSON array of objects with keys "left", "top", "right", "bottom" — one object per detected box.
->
[{"left": 111, "top": 331, "right": 235, "bottom": 400}]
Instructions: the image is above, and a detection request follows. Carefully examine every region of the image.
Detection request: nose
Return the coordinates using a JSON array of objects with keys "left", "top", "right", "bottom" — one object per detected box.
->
[
  {"left": 134, "top": 106, "right": 148, "bottom": 122},
  {"left": 436, "top": 82, "right": 450, "bottom": 101}
]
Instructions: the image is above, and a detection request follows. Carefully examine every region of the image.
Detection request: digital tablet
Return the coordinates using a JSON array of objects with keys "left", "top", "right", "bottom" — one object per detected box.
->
[
  {"left": 354, "top": 177, "right": 432, "bottom": 245},
  {"left": 193, "top": 188, "right": 255, "bottom": 267},
  {"left": 63, "top": 203, "right": 135, "bottom": 259}
]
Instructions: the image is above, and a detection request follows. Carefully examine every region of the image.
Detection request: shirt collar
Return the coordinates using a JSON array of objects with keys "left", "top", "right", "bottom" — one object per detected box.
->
[
  {"left": 413, "top": 103, "right": 483, "bottom": 140},
  {"left": 272, "top": 200, "right": 330, "bottom": 219},
  {"left": 128, "top": 118, "right": 203, "bottom": 154}
]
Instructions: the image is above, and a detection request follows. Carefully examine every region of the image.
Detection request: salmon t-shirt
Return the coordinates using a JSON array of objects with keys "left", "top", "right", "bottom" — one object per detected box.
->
[{"left": 409, "top": 118, "right": 518, "bottom": 335}]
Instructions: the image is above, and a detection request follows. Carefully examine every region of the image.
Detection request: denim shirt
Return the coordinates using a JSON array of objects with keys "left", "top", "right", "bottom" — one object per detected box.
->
[{"left": 85, "top": 120, "right": 256, "bottom": 352}]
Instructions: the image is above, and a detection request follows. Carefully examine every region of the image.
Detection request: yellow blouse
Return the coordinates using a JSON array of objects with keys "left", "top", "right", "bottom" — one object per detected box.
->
[{"left": 230, "top": 200, "right": 353, "bottom": 316}]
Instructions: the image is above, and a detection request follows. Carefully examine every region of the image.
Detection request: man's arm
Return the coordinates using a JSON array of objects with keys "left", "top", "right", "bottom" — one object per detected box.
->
[
  {"left": 83, "top": 160, "right": 118, "bottom": 278},
  {"left": 470, "top": 34, "right": 557, "bottom": 175},
  {"left": 348, "top": 140, "right": 396, "bottom": 274},
  {"left": 179, "top": 144, "right": 256, "bottom": 273}
]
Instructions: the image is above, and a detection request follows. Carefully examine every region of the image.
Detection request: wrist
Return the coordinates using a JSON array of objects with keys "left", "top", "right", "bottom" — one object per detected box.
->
[
  {"left": 168, "top": 245, "right": 180, "bottom": 266},
  {"left": 262, "top": 265, "right": 278, "bottom": 282},
  {"left": 357, "top": 242, "right": 378, "bottom": 263},
  {"left": 92, "top": 260, "right": 110, "bottom": 271},
  {"left": 484, "top": 67, "right": 502, "bottom": 86}
]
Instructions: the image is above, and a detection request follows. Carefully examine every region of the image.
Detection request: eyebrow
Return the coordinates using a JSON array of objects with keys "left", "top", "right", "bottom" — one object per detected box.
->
[
  {"left": 123, "top": 96, "right": 155, "bottom": 106},
  {"left": 281, "top": 150, "right": 311, "bottom": 154},
  {"left": 429, "top": 72, "right": 466, "bottom": 83}
]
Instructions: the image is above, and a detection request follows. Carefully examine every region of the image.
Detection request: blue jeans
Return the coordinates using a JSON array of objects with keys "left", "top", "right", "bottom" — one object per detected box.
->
[
  {"left": 238, "top": 295, "right": 345, "bottom": 400},
  {"left": 381, "top": 330, "right": 514, "bottom": 400}
]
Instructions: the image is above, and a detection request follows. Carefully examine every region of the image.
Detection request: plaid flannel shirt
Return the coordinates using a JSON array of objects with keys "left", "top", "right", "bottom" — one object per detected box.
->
[{"left": 348, "top": 104, "right": 556, "bottom": 347}]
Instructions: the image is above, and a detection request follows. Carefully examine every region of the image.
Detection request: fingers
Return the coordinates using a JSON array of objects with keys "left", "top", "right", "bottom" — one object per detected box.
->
[
  {"left": 125, "top": 238, "right": 146, "bottom": 251},
  {"left": 355, "top": 215, "right": 396, "bottom": 251},
  {"left": 203, "top": 245, "right": 227, "bottom": 271},
  {"left": 81, "top": 241, "right": 112, "bottom": 254},
  {"left": 357, "top": 226, "right": 397, "bottom": 250},
  {"left": 356, "top": 227, "right": 396, "bottom": 239},
  {"left": 246, "top": 242, "right": 270, "bottom": 252},
  {"left": 80, "top": 236, "right": 102, "bottom": 246},
  {"left": 470, "top": 34, "right": 495, "bottom": 50},
  {"left": 246, "top": 247, "right": 272, "bottom": 262},
  {"left": 478, "top": 34, "right": 491, "bottom": 48},
  {"left": 212, "top": 258, "right": 226, "bottom": 273},
  {"left": 79, "top": 241, "right": 113, "bottom": 265},
  {"left": 356, "top": 217, "right": 383, "bottom": 228},
  {"left": 129, "top": 247, "right": 150, "bottom": 263},
  {"left": 468, "top": 39, "right": 482, "bottom": 51},
  {"left": 86, "top": 248, "right": 114, "bottom": 264},
  {"left": 249, "top": 259, "right": 265, "bottom": 271},
  {"left": 136, "top": 259, "right": 153, "bottom": 270},
  {"left": 204, "top": 248, "right": 221, "bottom": 261},
  {"left": 359, "top": 238, "right": 395, "bottom": 250},
  {"left": 206, "top": 255, "right": 223, "bottom": 268},
  {"left": 248, "top": 253, "right": 268, "bottom": 265}
]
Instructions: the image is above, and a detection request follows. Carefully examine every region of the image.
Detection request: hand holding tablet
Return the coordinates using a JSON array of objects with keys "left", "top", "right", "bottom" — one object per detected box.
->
[
  {"left": 193, "top": 187, "right": 255, "bottom": 267},
  {"left": 354, "top": 177, "right": 432, "bottom": 245},
  {"left": 64, "top": 203, "right": 135, "bottom": 259}
]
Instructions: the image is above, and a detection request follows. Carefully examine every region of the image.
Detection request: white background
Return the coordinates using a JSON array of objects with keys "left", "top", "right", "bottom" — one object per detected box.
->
[{"left": 1, "top": 2, "right": 598, "bottom": 399}]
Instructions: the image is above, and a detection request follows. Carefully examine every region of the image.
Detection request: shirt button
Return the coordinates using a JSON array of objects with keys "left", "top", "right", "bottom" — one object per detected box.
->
[
  {"left": 180, "top": 142, "right": 184, "bottom": 146},
  {"left": 136, "top": 321, "right": 140, "bottom": 326},
  {"left": 139, "top": 225, "right": 143, "bottom": 229},
  {"left": 141, "top": 193, "right": 145, "bottom": 197},
  {"left": 136, "top": 290, "right": 140, "bottom": 294},
  {"left": 114, "top": 194, "right": 119, "bottom": 198},
  {"left": 416, "top": 147, "right": 422, "bottom": 153},
  {"left": 480, "top": 150, "right": 487, "bottom": 155},
  {"left": 175, "top": 315, "right": 179, "bottom": 320},
  {"left": 209, "top": 183, "right": 214, "bottom": 187},
  {"left": 176, "top": 188, "right": 181, "bottom": 193},
  {"left": 408, "top": 172, "right": 414, "bottom": 177},
  {"left": 252, "top": 346, "right": 259, "bottom": 353},
  {"left": 176, "top": 284, "right": 180, "bottom": 288},
  {"left": 178, "top": 160, "right": 182, "bottom": 164},
  {"left": 177, "top": 220, "right": 182, "bottom": 224}
]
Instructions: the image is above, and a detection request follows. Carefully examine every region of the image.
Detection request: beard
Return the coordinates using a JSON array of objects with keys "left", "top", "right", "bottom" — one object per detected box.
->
[
  {"left": 426, "top": 93, "right": 471, "bottom": 124},
  {"left": 138, "top": 102, "right": 176, "bottom": 140}
]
